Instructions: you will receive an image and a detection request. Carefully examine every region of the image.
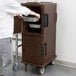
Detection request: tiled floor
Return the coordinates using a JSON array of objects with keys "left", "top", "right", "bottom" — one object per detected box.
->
[{"left": 0, "top": 56, "right": 76, "bottom": 76}]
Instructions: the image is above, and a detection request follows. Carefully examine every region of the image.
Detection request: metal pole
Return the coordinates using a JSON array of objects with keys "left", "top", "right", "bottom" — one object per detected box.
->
[{"left": 15, "top": 33, "right": 18, "bottom": 64}]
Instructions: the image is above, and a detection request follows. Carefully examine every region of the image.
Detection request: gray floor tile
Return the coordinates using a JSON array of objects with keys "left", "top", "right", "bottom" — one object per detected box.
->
[{"left": 0, "top": 56, "right": 76, "bottom": 76}]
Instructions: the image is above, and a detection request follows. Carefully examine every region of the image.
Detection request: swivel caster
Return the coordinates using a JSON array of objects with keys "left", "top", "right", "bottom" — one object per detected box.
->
[
  {"left": 39, "top": 67, "right": 45, "bottom": 75},
  {"left": 49, "top": 61, "right": 54, "bottom": 65},
  {"left": 25, "top": 64, "right": 28, "bottom": 71},
  {"left": 13, "top": 63, "right": 19, "bottom": 71}
]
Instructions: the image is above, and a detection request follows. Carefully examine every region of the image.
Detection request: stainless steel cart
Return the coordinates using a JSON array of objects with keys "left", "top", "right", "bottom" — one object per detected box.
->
[{"left": 13, "top": 33, "right": 22, "bottom": 71}]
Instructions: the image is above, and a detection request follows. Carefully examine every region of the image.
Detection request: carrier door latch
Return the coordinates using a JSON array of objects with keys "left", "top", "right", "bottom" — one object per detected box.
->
[{"left": 41, "top": 43, "right": 47, "bottom": 57}]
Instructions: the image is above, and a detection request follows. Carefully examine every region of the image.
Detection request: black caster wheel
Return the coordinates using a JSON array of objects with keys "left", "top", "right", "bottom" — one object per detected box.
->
[
  {"left": 25, "top": 64, "right": 28, "bottom": 71},
  {"left": 49, "top": 61, "right": 54, "bottom": 65},
  {"left": 39, "top": 67, "right": 45, "bottom": 75},
  {"left": 13, "top": 63, "right": 19, "bottom": 71}
]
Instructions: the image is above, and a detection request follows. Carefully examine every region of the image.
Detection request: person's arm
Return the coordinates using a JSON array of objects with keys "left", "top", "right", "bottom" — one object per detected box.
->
[
  {"left": 1, "top": 0, "right": 40, "bottom": 18},
  {"left": 29, "top": 11, "right": 40, "bottom": 19}
]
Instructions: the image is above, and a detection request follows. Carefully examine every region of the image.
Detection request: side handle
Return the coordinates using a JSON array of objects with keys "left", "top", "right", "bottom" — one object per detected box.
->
[{"left": 42, "top": 14, "right": 48, "bottom": 27}]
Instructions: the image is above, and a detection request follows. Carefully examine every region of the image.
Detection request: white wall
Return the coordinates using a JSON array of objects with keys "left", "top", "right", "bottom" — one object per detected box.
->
[
  {"left": 56, "top": 0, "right": 76, "bottom": 63},
  {"left": 16, "top": 0, "right": 76, "bottom": 64},
  {"left": 16, "top": 0, "right": 39, "bottom": 3},
  {"left": 16, "top": 0, "right": 27, "bottom": 3}
]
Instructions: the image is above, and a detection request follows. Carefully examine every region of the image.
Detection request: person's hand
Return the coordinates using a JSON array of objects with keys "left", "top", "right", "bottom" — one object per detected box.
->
[
  {"left": 29, "top": 10, "right": 40, "bottom": 19},
  {"left": 16, "top": 14, "right": 23, "bottom": 18},
  {"left": 35, "top": 13, "right": 40, "bottom": 19}
]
